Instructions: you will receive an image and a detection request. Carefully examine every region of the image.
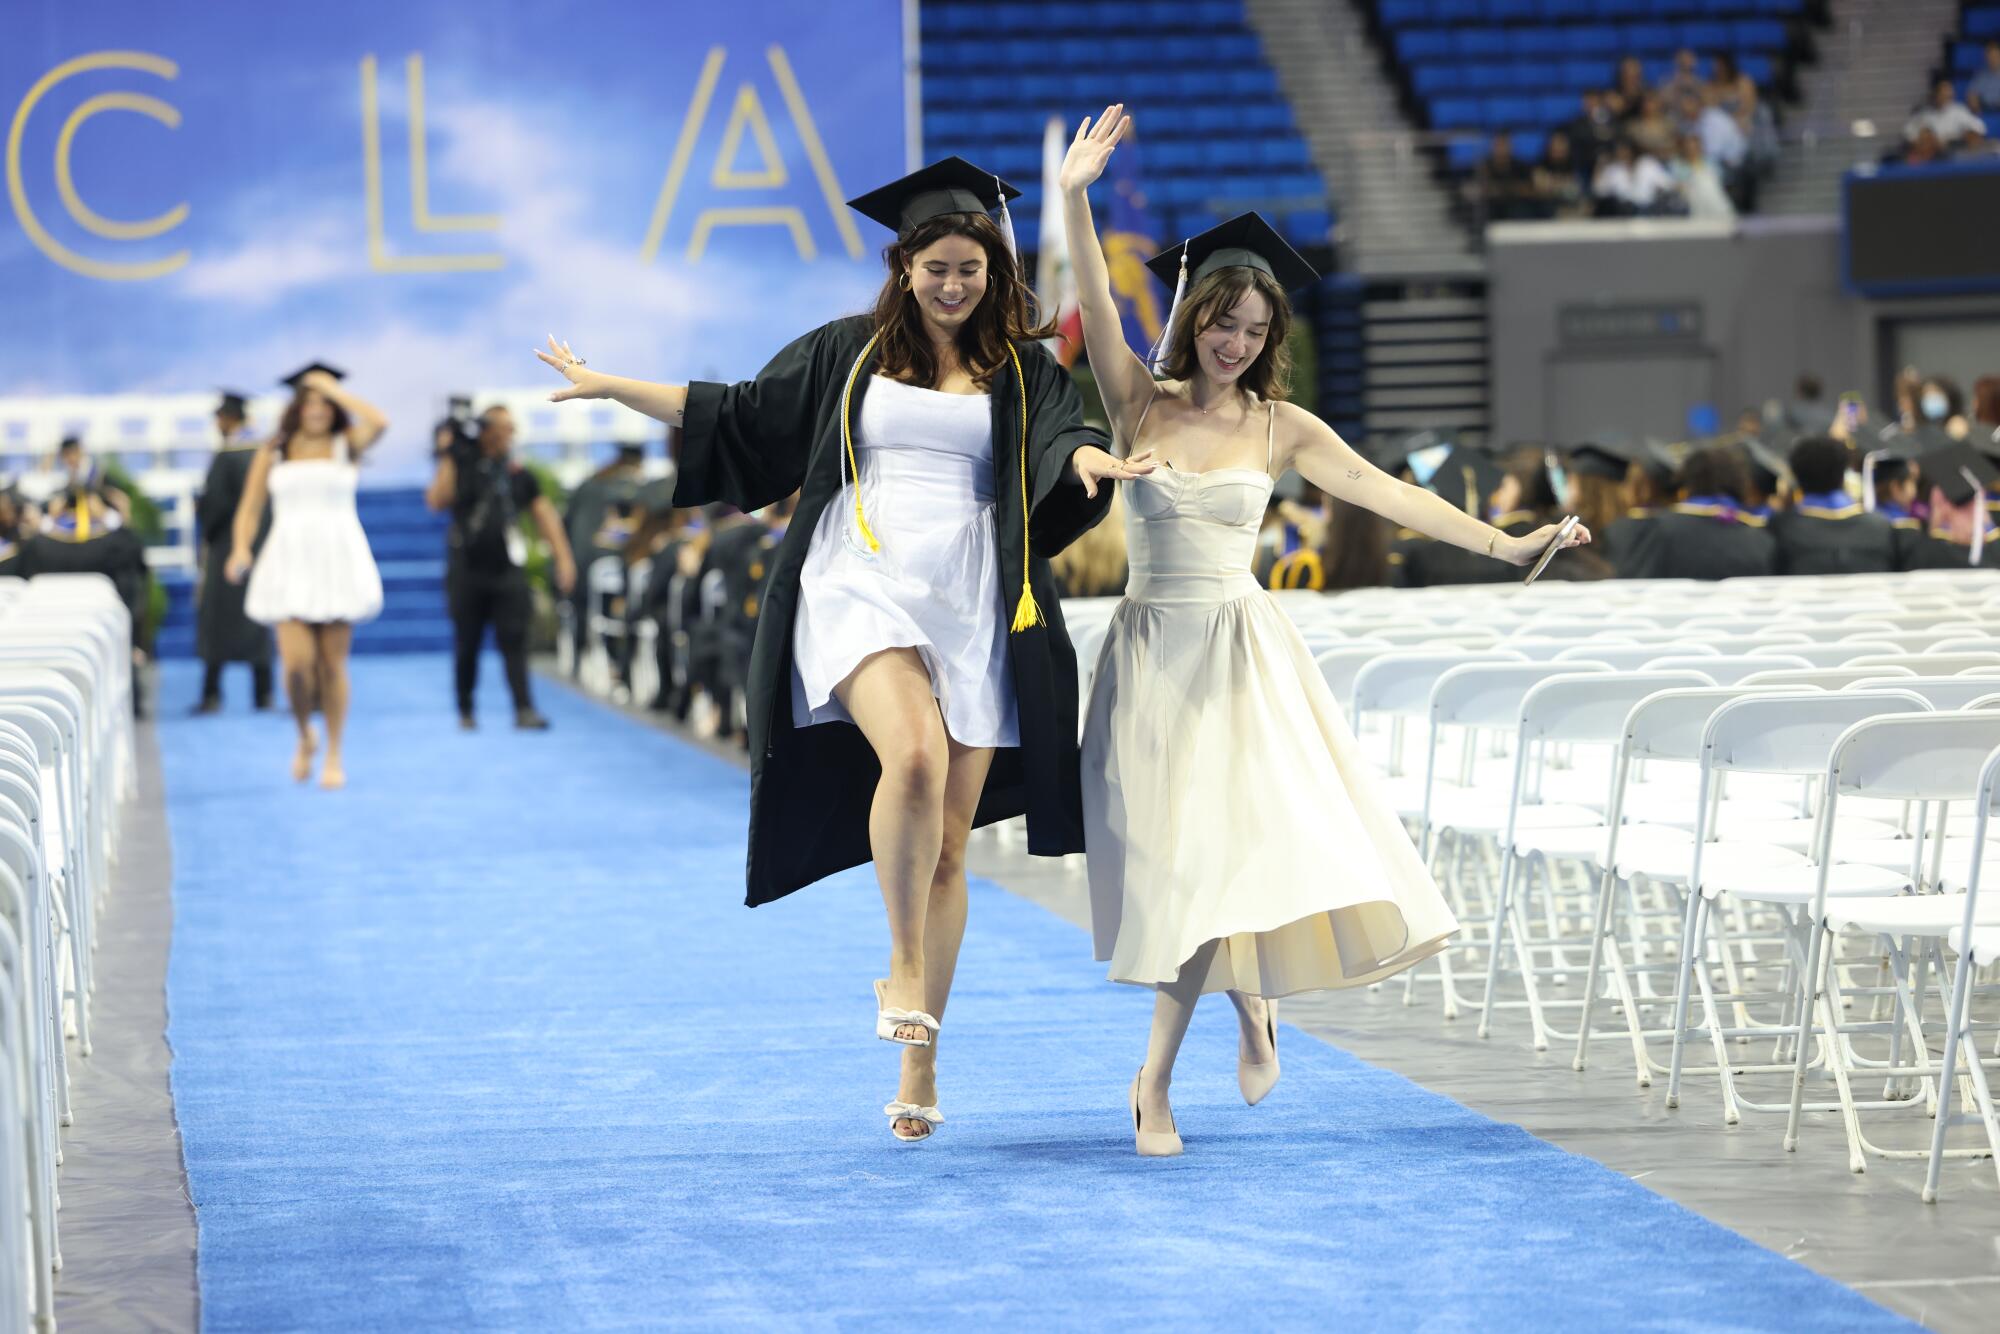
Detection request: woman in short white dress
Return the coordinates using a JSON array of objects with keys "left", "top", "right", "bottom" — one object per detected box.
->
[
  {"left": 1061, "top": 109, "right": 1590, "bottom": 1155},
  {"left": 229, "top": 364, "right": 386, "bottom": 790}
]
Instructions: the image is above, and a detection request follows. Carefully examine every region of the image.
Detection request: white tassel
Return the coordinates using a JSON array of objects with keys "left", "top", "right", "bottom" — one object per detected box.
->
[
  {"left": 995, "top": 176, "right": 1017, "bottom": 260},
  {"left": 1147, "top": 242, "right": 1189, "bottom": 373},
  {"left": 1860, "top": 450, "right": 1882, "bottom": 512},
  {"left": 1966, "top": 466, "right": 1986, "bottom": 567}
]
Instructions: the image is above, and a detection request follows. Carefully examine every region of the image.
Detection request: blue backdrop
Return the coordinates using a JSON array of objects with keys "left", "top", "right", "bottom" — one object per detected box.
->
[{"left": 3, "top": 0, "right": 908, "bottom": 478}]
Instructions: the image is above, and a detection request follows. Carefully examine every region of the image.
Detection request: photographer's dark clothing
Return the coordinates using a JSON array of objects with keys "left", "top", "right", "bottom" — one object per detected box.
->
[{"left": 445, "top": 446, "right": 543, "bottom": 716}]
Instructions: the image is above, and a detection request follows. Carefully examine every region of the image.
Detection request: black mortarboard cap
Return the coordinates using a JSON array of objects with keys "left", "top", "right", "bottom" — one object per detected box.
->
[
  {"left": 216, "top": 391, "right": 248, "bottom": 418},
  {"left": 1914, "top": 434, "right": 2000, "bottom": 506},
  {"left": 1144, "top": 212, "right": 1319, "bottom": 293},
  {"left": 281, "top": 361, "right": 345, "bottom": 390},
  {"left": 847, "top": 156, "right": 1020, "bottom": 236},
  {"left": 1564, "top": 440, "right": 1636, "bottom": 481},
  {"left": 1372, "top": 428, "right": 1446, "bottom": 473},
  {"left": 1428, "top": 445, "right": 1505, "bottom": 515},
  {"left": 615, "top": 443, "right": 646, "bottom": 462},
  {"left": 1738, "top": 435, "right": 1790, "bottom": 490}
]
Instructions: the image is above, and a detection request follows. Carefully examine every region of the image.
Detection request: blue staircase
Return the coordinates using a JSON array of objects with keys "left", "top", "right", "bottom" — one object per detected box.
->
[{"left": 155, "top": 487, "right": 454, "bottom": 657}]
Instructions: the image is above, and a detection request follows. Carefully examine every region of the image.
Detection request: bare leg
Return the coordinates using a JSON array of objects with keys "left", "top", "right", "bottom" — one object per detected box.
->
[
  {"left": 275, "top": 621, "right": 319, "bottom": 781},
  {"left": 315, "top": 622, "right": 353, "bottom": 789},
  {"left": 895, "top": 737, "right": 994, "bottom": 1139},
  {"left": 1227, "top": 988, "right": 1277, "bottom": 1065},
  {"left": 1138, "top": 938, "right": 1222, "bottom": 1130},
  {"left": 834, "top": 649, "right": 950, "bottom": 1044}
]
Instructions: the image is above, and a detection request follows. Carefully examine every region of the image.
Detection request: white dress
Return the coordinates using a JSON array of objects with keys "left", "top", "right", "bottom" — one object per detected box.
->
[
  {"left": 1082, "top": 394, "right": 1459, "bottom": 996},
  {"left": 790, "top": 375, "right": 1017, "bottom": 748},
  {"left": 245, "top": 438, "right": 383, "bottom": 626}
]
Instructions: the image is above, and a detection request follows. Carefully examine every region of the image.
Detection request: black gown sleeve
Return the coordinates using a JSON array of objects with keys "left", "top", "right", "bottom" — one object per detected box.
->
[
  {"left": 1019, "top": 344, "right": 1113, "bottom": 553},
  {"left": 675, "top": 320, "right": 849, "bottom": 513},
  {"left": 196, "top": 451, "right": 239, "bottom": 548}
]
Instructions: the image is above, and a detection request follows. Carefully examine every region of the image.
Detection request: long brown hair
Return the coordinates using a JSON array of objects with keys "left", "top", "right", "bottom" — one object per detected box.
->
[
  {"left": 869, "top": 212, "right": 1054, "bottom": 389},
  {"left": 1158, "top": 267, "right": 1294, "bottom": 401},
  {"left": 272, "top": 388, "right": 351, "bottom": 460},
  {"left": 1321, "top": 495, "right": 1389, "bottom": 590}
]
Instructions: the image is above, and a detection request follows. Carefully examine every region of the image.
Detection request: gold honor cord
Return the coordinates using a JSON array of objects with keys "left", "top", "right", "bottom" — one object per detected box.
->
[
  {"left": 1006, "top": 343, "right": 1042, "bottom": 633},
  {"left": 836, "top": 335, "right": 1043, "bottom": 632}
]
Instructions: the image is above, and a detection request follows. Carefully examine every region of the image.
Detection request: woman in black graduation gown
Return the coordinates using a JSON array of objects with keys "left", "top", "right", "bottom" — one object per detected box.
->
[{"left": 535, "top": 158, "right": 1136, "bottom": 1141}]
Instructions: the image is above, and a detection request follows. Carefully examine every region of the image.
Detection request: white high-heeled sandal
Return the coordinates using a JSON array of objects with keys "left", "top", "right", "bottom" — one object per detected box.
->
[
  {"left": 884, "top": 1101, "right": 944, "bottom": 1142},
  {"left": 874, "top": 978, "right": 939, "bottom": 1047}
]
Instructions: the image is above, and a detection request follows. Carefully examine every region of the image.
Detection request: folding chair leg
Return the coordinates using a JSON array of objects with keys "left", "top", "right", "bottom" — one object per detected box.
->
[
  {"left": 1785, "top": 920, "right": 1830, "bottom": 1153},
  {"left": 1923, "top": 946, "right": 1978, "bottom": 1204},
  {"left": 1572, "top": 865, "right": 1617, "bottom": 1072},
  {"left": 1477, "top": 849, "right": 1519, "bottom": 1040},
  {"left": 1818, "top": 942, "right": 1871, "bottom": 1174},
  {"left": 1689, "top": 899, "right": 1743, "bottom": 1125},
  {"left": 1665, "top": 883, "right": 1705, "bottom": 1110}
]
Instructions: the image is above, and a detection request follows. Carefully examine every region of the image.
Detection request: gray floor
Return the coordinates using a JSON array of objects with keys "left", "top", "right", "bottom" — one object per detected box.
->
[
  {"left": 53, "top": 723, "right": 199, "bottom": 1332},
  {"left": 564, "top": 674, "right": 2000, "bottom": 1334}
]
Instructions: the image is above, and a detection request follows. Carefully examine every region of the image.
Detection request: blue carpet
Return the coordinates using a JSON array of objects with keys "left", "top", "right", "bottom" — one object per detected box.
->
[{"left": 156, "top": 654, "right": 1907, "bottom": 1331}]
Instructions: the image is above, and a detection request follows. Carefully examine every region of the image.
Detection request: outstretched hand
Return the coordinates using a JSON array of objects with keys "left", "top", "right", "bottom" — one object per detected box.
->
[
  {"left": 1072, "top": 445, "right": 1157, "bottom": 500},
  {"left": 1503, "top": 520, "right": 1593, "bottom": 566},
  {"left": 1059, "top": 104, "right": 1131, "bottom": 196},
  {"left": 534, "top": 334, "right": 609, "bottom": 402}
]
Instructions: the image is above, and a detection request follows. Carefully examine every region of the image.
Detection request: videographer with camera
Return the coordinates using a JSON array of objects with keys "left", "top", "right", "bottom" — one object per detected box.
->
[{"left": 426, "top": 403, "right": 577, "bottom": 730}]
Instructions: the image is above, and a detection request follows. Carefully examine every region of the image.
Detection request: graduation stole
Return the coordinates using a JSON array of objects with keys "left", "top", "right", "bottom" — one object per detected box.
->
[{"left": 837, "top": 331, "right": 1043, "bottom": 633}]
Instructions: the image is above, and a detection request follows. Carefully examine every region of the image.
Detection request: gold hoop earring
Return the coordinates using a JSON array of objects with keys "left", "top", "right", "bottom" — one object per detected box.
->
[{"left": 898, "top": 272, "right": 911, "bottom": 291}]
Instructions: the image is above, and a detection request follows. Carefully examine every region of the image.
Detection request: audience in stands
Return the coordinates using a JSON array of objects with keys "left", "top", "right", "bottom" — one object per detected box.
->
[
  {"left": 1607, "top": 56, "right": 1650, "bottom": 121},
  {"left": 1673, "top": 133, "right": 1736, "bottom": 220},
  {"left": 1628, "top": 93, "right": 1679, "bottom": 162},
  {"left": 1471, "top": 131, "right": 1540, "bottom": 223},
  {"left": 1904, "top": 78, "right": 1989, "bottom": 155},
  {"left": 1592, "top": 139, "right": 1677, "bottom": 216},
  {"left": 1562, "top": 90, "right": 1620, "bottom": 181},
  {"left": 1968, "top": 40, "right": 2000, "bottom": 113},
  {"left": 1658, "top": 48, "right": 1705, "bottom": 104},
  {"left": 1533, "top": 132, "right": 1589, "bottom": 219}
]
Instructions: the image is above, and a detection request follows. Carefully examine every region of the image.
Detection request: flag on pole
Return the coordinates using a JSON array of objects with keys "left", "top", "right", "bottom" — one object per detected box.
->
[{"left": 1036, "top": 116, "right": 1082, "bottom": 366}]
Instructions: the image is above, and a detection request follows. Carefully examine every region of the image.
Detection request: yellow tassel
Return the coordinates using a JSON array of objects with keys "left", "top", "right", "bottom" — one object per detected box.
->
[
  {"left": 841, "top": 332, "right": 883, "bottom": 552},
  {"left": 1007, "top": 343, "right": 1042, "bottom": 633}
]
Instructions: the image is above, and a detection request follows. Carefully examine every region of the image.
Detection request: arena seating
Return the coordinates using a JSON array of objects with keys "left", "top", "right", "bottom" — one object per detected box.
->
[
  {"left": 0, "top": 571, "right": 137, "bottom": 1328},
  {"left": 1951, "top": 3, "right": 2000, "bottom": 138},
  {"left": 919, "top": 0, "right": 1332, "bottom": 250},
  {"left": 1367, "top": 0, "right": 1805, "bottom": 169},
  {"left": 1060, "top": 568, "right": 2000, "bottom": 1201}
]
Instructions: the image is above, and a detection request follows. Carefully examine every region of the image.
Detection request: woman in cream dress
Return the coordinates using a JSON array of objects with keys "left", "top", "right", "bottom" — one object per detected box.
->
[{"left": 1059, "top": 108, "right": 1589, "bottom": 1155}]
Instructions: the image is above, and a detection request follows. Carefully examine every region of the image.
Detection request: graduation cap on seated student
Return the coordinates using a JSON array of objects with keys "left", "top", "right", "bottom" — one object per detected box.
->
[
  {"left": 847, "top": 155, "right": 1023, "bottom": 255},
  {"left": 1142, "top": 212, "right": 1319, "bottom": 373},
  {"left": 1911, "top": 432, "right": 2000, "bottom": 564}
]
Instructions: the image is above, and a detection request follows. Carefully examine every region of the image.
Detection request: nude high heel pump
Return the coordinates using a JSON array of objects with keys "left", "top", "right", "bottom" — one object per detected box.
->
[
  {"left": 1239, "top": 999, "right": 1280, "bottom": 1106},
  {"left": 1131, "top": 1068, "right": 1183, "bottom": 1157}
]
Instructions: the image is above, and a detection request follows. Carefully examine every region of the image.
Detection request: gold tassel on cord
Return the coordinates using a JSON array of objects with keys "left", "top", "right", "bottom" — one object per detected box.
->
[
  {"left": 840, "top": 332, "right": 883, "bottom": 553},
  {"left": 1007, "top": 343, "right": 1043, "bottom": 632}
]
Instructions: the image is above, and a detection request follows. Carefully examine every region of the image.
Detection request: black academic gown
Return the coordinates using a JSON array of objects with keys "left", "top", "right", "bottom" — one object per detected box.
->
[
  {"left": 195, "top": 444, "right": 272, "bottom": 665},
  {"left": 1899, "top": 526, "right": 2000, "bottom": 571},
  {"left": 21, "top": 525, "right": 150, "bottom": 648},
  {"left": 673, "top": 315, "right": 1113, "bottom": 906},
  {"left": 1770, "top": 504, "right": 1900, "bottom": 576},
  {"left": 1608, "top": 503, "right": 1776, "bottom": 580},
  {"left": 1387, "top": 511, "right": 1538, "bottom": 588}
]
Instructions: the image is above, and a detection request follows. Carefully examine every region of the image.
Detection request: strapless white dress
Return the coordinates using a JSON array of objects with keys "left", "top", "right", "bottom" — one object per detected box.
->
[
  {"left": 1081, "top": 396, "right": 1458, "bottom": 995},
  {"left": 245, "top": 439, "right": 383, "bottom": 626},
  {"left": 790, "top": 375, "right": 1017, "bottom": 748}
]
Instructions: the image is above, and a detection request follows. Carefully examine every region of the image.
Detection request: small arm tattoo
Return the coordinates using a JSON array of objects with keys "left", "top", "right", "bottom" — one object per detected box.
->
[{"left": 1346, "top": 468, "right": 1361, "bottom": 479}]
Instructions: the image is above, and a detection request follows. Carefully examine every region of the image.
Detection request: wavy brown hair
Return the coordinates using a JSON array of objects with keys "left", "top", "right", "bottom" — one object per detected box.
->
[
  {"left": 1158, "top": 267, "right": 1294, "bottom": 402},
  {"left": 272, "top": 388, "right": 352, "bottom": 460},
  {"left": 870, "top": 212, "right": 1054, "bottom": 390}
]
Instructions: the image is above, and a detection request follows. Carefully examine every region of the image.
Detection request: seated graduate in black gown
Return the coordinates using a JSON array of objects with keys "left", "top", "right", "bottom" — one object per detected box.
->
[
  {"left": 1899, "top": 438, "right": 2000, "bottom": 571},
  {"left": 1387, "top": 441, "right": 1508, "bottom": 587},
  {"left": 1771, "top": 434, "right": 1900, "bottom": 575},
  {"left": 1608, "top": 443, "right": 1776, "bottom": 580}
]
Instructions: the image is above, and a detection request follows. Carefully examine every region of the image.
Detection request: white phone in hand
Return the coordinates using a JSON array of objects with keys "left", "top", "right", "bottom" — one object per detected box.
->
[{"left": 1523, "top": 514, "right": 1581, "bottom": 586}]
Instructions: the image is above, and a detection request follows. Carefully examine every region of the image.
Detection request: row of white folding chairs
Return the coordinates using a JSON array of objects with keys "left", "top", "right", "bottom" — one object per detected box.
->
[
  {"left": 1386, "top": 656, "right": 2000, "bottom": 1202},
  {"left": 0, "top": 572, "right": 136, "bottom": 1330}
]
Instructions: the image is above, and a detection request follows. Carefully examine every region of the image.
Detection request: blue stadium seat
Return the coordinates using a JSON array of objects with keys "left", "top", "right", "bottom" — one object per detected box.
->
[
  {"left": 1513, "top": 130, "right": 1548, "bottom": 161},
  {"left": 1537, "top": 93, "right": 1574, "bottom": 124},
  {"left": 1680, "top": 21, "right": 1731, "bottom": 50},
  {"left": 1243, "top": 103, "right": 1294, "bottom": 132},
  {"left": 1434, "top": 0, "right": 1484, "bottom": 21},
  {"left": 1597, "top": 0, "right": 1652, "bottom": 17},
  {"left": 1954, "top": 42, "right": 1986, "bottom": 73},
  {"left": 1562, "top": 58, "right": 1612, "bottom": 88},
  {"left": 1542, "top": 0, "right": 1594, "bottom": 17},
  {"left": 1563, "top": 26, "right": 1622, "bottom": 56},
  {"left": 1379, "top": 0, "right": 1430, "bottom": 24},
  {"left": 1625, "top": 22, "right": 1678, "bottom": 53},
  {"left": 1399, "top": 29, "right": 1455, "bottom": 61},
  {"left": 1284, "top": 209, "right": 1332, "bottom": 245},
  {"left": 1738, "top": 52, "right": 1774, "bottom": 83},
  {"left": 1226, "top": 69, "right": 1280, "bottom": 97},
  {"left": 1970, "top": 9, "right": 2000, "bottom": 40},
  {"left": 1490, "top": 0, "right": 1539, "bottom": 19},
  {"left": 1485, "top": 94, "right": 1541, "bottom": 127},
  {"left": 1446, "top": 137, "right": 1488, "bottom": 171},
  {"left": 1510, "top": 28, "right": 1569, "bottom": 57},
  {"left": 1732, "top": 18, "right": 1788, "bottom": 48},
  {"left": 1457, "top": 29, "right": 1511, "bottom": 59},
  {"left": 1432, "top": 97, "right": 1484, "bottom": 129}
]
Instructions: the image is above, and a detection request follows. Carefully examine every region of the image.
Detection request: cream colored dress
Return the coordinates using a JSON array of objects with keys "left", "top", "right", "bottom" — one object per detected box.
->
[{"left": 1081, "top": 394, "right": 1459, "bottom": 996}]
